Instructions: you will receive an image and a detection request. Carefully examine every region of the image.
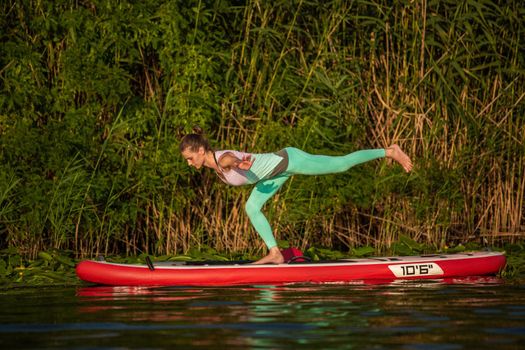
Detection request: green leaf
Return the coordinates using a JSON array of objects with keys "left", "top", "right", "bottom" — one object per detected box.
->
[
  {"left": 351, "top": 246, "right": 375, "bottom": 257},
  {"left": 391, "top": 242, "right": 415, "bottom": 256},
  {"left": 398, "top": 234, "right": 424, "bottom": 252},
  {"left": 53, "top": 255, "right": 75, "bottom": 268},
  {"left": 38, "top": 252, "right": 54, "bottom": 262}
]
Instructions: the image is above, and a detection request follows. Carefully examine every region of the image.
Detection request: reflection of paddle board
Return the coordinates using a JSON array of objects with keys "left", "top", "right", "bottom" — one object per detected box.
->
[{"left": 76, "top": 251, "right": 506, "bottom": 287}]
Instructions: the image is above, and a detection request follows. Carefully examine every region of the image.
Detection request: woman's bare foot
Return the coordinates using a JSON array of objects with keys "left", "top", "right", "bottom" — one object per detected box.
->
[
  {"left": 385, "top": 144, "right": 413, "bottom": 172},
  {"left": 252, "top": 246, "right": 285, "bottom": 264}
]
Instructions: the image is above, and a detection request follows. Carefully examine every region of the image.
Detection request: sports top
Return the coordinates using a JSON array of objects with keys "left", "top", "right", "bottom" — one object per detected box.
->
[{"left": 214, "top": 150, "right": 288, "bottom": 186}]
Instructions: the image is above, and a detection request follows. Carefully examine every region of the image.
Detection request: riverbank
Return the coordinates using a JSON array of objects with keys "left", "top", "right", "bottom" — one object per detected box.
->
[{"left": 2, "top": 242, "right": 524, "bottom": 289}]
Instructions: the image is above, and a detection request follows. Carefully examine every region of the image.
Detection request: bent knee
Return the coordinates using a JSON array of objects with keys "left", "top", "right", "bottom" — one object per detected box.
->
[{"left": 245, "top": 200, "right": 262, "bottom": 218}]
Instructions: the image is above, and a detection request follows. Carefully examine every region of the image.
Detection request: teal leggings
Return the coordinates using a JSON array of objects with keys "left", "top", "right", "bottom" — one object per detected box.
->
[{"left": 245, "top": 147, "right": 386, "bottom": 248}]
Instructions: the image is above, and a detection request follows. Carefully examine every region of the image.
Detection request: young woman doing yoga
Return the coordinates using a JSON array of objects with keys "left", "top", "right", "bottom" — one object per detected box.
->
[{"left": 180, "top": 129, "right": 413, "bottom": 264}]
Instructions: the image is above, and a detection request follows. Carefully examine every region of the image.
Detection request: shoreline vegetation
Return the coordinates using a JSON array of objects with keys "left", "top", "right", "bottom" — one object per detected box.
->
[{"left": 1, "top": 0, "right": 524, "bottom": 265}]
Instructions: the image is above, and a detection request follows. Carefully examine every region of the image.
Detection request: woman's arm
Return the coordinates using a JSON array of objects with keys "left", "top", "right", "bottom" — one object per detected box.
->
[{"left": 218, "top": 152, "right": 254, "bottom": 171}]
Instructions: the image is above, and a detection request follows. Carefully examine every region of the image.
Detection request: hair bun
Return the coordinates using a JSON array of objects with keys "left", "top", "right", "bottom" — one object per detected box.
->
[
  {"left": 192, "top": 125, "right": 204, "bottom": 135},
  {"left": 179, "top": 126, "right": 211, "bottom": 152}
]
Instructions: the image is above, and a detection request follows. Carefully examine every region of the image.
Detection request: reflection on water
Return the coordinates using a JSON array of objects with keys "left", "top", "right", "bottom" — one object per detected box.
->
[{"left": 0, "top": 278, "right": 524, "bottom": 349}]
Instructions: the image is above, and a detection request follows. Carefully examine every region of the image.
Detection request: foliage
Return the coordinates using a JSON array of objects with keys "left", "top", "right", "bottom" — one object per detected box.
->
[
  {"left": 0, "top": 248, "right": 79, "bottom": 287},
  {"left": 0, "top": 0, "right": 523, "bottom": 258}
]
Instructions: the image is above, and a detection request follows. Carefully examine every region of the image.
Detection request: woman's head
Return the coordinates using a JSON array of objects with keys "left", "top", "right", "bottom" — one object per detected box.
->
[{"left": 179, "top": 126, "right": 211, "bottom": 169}]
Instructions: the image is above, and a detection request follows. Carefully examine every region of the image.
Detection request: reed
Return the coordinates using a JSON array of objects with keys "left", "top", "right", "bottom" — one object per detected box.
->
[{"left": 0, "top": 0, "right": 523, "bottom": 258}]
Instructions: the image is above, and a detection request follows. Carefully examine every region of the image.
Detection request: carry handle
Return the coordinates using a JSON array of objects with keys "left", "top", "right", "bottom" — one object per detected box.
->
[{"left": 145, "top": 256, "right": 155, "bottom": 271}]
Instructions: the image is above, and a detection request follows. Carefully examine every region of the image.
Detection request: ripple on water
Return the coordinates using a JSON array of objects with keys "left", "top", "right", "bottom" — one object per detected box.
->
[{"left": 0, "top": 282, "right": 524, "bottom": 349}]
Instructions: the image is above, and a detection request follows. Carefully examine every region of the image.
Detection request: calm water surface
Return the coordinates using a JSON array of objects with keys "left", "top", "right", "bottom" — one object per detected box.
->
[{"left": 1, "top": 278, "right": 524, "bottom": 349}]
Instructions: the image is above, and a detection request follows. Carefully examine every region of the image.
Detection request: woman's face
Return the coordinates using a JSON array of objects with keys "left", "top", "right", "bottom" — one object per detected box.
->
[{"left": 181, "top": 146, "right": 206, "bottom": 169}]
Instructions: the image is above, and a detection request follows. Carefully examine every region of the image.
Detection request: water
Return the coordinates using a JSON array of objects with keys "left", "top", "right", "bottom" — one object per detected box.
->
[{"left": 1, "top": 278, "right": 524, "bottom": 349}]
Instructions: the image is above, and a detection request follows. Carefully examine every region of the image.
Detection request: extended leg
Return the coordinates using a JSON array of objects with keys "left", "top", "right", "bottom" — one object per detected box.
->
[{"left": 285, "top": 147, "right": 386, "bottom": 175}]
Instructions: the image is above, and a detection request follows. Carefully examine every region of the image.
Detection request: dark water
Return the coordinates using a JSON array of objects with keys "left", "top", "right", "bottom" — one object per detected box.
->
[{"left": 1, "top": 278, "right": 524, "bottom": 349}]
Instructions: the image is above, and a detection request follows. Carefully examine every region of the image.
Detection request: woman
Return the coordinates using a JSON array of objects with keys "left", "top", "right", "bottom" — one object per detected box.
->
[{"left": 180, "top": 128, "right": 413, "bottom": 264}]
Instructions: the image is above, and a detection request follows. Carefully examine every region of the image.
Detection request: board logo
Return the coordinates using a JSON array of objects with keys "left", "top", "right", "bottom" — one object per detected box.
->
[{"left": 388, "top": 263, "right": 444, "bottom": 277}]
